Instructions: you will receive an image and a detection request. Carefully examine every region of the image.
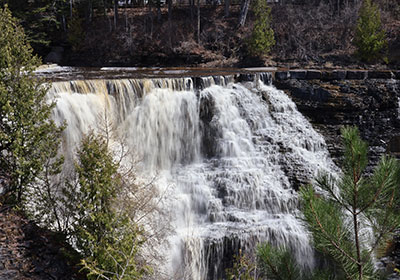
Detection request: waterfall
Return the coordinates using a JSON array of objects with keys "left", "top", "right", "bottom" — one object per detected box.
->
[{"left": 49, "top": 74, "right": 336, "bottom": 279}]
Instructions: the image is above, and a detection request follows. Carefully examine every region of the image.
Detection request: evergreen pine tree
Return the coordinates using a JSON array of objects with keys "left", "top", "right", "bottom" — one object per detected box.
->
[
  {"left": 1, "top": 0, "right": 69, "bottom": 53},
  {"left": 354, "top": 0, "right": 387, "bottom": 62},
  {"left": 248, "top": 0, "right": 275, "bottom": 56},
  {"left": 0, "top": 6, "right": 63, "bottom": 205},
  {"left": 301, "top": 126, "right": 400, "bottom": 280}
]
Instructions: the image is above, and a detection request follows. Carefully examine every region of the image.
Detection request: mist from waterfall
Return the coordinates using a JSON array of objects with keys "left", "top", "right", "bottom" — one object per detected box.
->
[{"left": 48, "top": 75, "right": 336, "bottom": 279}]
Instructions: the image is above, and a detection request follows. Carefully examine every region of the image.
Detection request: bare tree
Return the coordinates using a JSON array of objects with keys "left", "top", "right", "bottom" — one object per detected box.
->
[
  {"left": 114, "top": 0, "right": 119, "bottom": 30},
  {"left": 197, "top": 0, "right": 200, "bottom": 44},
  {"left": 168, "top": 0, "right": 172, "bottom": 47},
  {"left": 225, "top": 0, "right": 230, "bottom": 17},
  {"left": 238, "top": 0, "right": 251, "bottom": 26}
]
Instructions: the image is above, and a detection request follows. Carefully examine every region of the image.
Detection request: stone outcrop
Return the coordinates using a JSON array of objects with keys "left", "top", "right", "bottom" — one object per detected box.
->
[
  {"left": 274, "top": 69, "right": 399, "bottom": 81},
  {"left": 275, "top": 77, "right": 400, "bottom": 169}
]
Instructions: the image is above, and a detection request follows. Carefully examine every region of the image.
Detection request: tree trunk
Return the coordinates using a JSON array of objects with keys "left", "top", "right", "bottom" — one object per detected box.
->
[
  {"left": 190, "top": 0, "right": 194, "bottom": 22},
  {"left": 224, "top": 0, "right": 230, "bottom": 17},
  {"left": 197, "top": 0, "right": 200, "bottom": 44},
  {"left": 85, "top": 0, "right": 90, "bottom": 23},
  {"left": 103, "top": 0, "right": 112, "bottom": 32},
  {"left": 168, "top": 0, "right": 172, "bottom": 24},
  {"left": 238, "top": 0, "right": 251, "bottom": 27},
  {"left": 62, "top": 15, "right": 66, "bottom": 32},
  {"left": 337, "top": 0, "right": 340, "bottom": 15},
  {"left": 157, "top": 0, "right": 161, "bottom": 21},
  {"left": 125, "top": 0, "right": 129, "bottom": 31},
  {"left": 148, "top": 1, "right": 153, "bottom": 37},
  {"left": 114, "top": 0, "right": 118, "bottom": 30},
  {"left": 88, "top": 0, "right": 93, "bottom": 23},
  {"left": 168, "top": 0, "right": 172, "bottom": 47}
]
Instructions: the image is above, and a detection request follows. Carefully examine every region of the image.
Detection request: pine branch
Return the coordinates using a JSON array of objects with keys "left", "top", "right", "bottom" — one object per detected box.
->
[
  {"left": 308, "top": 199, "right": 360, "bottom": 266},
  {"left": 357, "top": 168, "right": 389, "bottom": 215}
]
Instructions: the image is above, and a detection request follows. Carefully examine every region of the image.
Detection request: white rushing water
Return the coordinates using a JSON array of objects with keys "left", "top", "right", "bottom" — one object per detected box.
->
[{"left": 49, "top": 75, "right": 336, "bottom": 279}]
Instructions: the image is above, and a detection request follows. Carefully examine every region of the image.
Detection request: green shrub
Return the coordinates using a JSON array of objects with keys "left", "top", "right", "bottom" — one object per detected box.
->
[
  {"left": 354, "top": 0, "right": 387, "bottom": 62},
  {"left": 225, "top": 249, "right": 255, "bottom": 280},
  {"left": 248, "top": 0, "right": 275, "bottom": 56}
]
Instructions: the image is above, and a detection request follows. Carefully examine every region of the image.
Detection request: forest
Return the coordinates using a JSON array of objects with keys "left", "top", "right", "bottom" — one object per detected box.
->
[{"left": 0, "top": 0, "right": 399, "bottom": 67}]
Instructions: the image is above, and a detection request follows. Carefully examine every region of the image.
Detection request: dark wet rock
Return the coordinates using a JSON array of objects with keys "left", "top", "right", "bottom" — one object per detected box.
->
[
  {"left": 306, "top": 70, "right": 322, "bottom": 80},
  {"left": 276, "top": 78, "right": 400, "bottom": 170},
  {"left": 204, "top": 235, "right": 242, "bottom": 280},
  {"left": 346, "top": 70, "right": 367, "bottom": 80},
  {"left": 237, "top": 73, "right": 256, "bottom": 82},
  {"left": 199, "top": 93, "right": 223, "bottom": 158},
  {"left": 332, "top": 70, "right": 347, "bottom": 80},
  {"left": 379, "top": 230, "right": 400, "bottom": 279},
  {"left": 320, "top": 70, "right": 347, "bottom": 80},
  {"left": 321, "top": 70, "right": 346, "bottom": 81},
  {"left": 289, "top": 70, "right": 307, "bottom": 79},
  {"left": 275, "top": 71, "right": 290, "bottom": 80},
  {"left": 194, "top": 77, "right": 206, "bottom": 90},
  {"left": 259, "top": 72, "right": 273, "bottom": 85},
  {"left": 276, "top": 79, "right": 331, "bottom": 103},
  {"left": 368, "top": 70, "right": 394, "bottom": 79},
  {"left": 387, "top": 136, "right": 400, "bottom": 154}
]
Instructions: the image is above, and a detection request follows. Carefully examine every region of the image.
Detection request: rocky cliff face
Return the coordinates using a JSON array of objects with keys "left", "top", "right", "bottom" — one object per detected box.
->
[
  {"left": 275, "top": 75, "right": 400, "bottom": 171},
  {"left": 274, "top": 74, "right": 400, "bottom": 276}
]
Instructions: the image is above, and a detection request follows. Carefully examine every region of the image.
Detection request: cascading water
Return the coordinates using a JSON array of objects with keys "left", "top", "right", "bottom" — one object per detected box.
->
[{"left": 48, "top": 74, "right": 336, "bottom": 279}]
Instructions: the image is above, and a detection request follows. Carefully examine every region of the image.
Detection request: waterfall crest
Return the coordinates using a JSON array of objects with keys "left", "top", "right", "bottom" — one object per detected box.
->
[{"left": 49, "top": 75, "right": 336, "bottom": 279}]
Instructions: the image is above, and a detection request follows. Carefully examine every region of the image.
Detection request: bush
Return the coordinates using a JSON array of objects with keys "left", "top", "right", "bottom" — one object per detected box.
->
[
  {"left": 225, "top": 250, "right": 255, "bottom": 280},
  {"left": 354, "top": 0, "right": 387, "bottom": 62},
  {"left": 248, "top": 0, "right": 275, "bottom": 56}
]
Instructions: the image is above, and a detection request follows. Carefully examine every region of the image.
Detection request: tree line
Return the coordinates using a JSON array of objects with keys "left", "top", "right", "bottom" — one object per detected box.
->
[{"left": 0, "top": 0, "right": 393, "bottom": 63}]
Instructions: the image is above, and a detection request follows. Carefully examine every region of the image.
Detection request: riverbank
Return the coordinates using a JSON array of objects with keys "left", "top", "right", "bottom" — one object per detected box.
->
[
  {"left": 0, "top": 206, "right": 85, "bottom": 280},
  {"left": 41, "top": 4, "right": 399, "bottom": 69}
]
